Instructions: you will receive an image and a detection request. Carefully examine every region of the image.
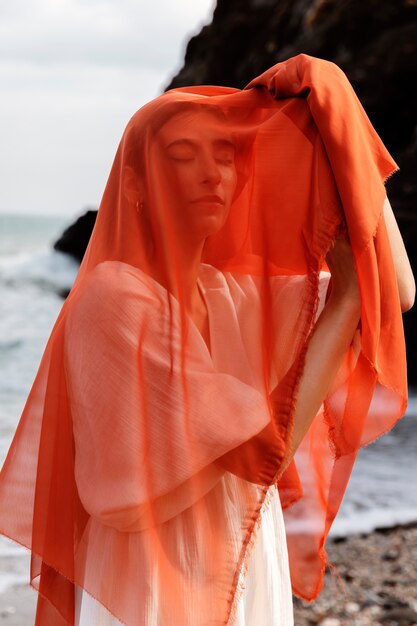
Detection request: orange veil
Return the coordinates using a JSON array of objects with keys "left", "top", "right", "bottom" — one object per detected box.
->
[{"left": 0, "top": 54, "right": 407, "bottom": 625}]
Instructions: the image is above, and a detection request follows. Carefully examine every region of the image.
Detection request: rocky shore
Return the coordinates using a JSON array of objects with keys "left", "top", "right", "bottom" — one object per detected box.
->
[
  {"left": 1, "top": 523, "right": 416, "bottom": 625},
  {"left": 294, "top": 522, "right": 417, "bottom": 626}
]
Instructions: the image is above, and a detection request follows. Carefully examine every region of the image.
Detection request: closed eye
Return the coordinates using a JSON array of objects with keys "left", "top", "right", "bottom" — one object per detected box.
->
[
  {"left": 215, "top": 151, "right": 234, "bottom": 164},
  {"left": 214, "top": 141, "right": 235, "bottom": 165},
  {"left": 166, "top": 139, "right": 196, "bottom": 159},
  {"left": 166, "top": 138, "right": 235, "bottom": 165},
  {"left": 167, "top": 148, "right": 196, "bottom": 161}
]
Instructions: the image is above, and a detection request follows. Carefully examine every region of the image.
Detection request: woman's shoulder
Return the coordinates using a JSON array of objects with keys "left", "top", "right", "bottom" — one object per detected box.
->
[
  {"left": 81, "top": 261, "right": 163, "bottom": 301},
  {"left": 90, "top": 260, "right": 156, "bottom": 286},
  {"left": 66, "top": 261, "right": 163, "bottom": 329}
]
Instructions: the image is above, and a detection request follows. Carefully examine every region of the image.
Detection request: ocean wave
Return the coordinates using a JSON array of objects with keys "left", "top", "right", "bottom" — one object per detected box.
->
[
  {"left": 0, "top": 248, "right": 79, "bottom": 294},
  {"left": 0, "top": 535, "right": 31, "bottom": 593},
  {"left": 329, "top": 506, "right": 417, "bottom": 538}
]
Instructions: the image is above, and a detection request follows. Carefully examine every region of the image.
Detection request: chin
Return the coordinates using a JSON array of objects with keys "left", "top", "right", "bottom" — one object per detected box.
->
[{"left": 197, "top": 214, "right": 228, "bottom": 239}]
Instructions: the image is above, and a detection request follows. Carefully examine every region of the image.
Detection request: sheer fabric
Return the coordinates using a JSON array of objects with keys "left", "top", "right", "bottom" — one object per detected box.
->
[
  {"left": 71, "top": 259, "right": 316, "bottom": 626},
  {"left": 0, "top": 54, "right": 407, "bottom": 625},
  {"left": 73, "top": 487, "right": 294, "bottom": 626}
]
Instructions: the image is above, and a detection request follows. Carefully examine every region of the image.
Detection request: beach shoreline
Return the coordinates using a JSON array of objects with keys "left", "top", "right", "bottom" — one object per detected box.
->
[{"left": 1, "top": 522, "right": 416, "bottom": 625}]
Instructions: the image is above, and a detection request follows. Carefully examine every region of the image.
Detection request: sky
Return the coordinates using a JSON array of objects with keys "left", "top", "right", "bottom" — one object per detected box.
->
[{"left": 0, "top": 0, "right": 215, "bottom": 217}]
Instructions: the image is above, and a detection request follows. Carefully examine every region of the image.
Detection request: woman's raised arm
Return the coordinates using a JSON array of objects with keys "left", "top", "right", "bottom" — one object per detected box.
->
[
  {"left": 383, "top": 195, "right": 415, "bottom": 312},
  {"left": 274, "top": 235, "right": 361, "bottom": 477}
]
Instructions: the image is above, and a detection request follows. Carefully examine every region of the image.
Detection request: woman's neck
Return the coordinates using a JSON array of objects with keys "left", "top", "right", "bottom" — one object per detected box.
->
[{"left": 146, "top": 238, "right": 206, "bottom": 313}]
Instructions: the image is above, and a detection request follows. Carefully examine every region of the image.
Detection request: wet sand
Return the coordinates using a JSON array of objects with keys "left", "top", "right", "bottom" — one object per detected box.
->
[{"left": 0, "top": 584, "right": 36, "bottom": 625}]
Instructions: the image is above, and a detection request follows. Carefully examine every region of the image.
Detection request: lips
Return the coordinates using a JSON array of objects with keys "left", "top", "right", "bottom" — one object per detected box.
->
[{"left": 191, "top": 195, "right": 225, "bottom": 204}]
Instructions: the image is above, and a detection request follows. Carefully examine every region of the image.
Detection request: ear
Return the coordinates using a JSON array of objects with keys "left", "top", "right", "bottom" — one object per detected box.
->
[{"left": 123, "top": 165, "right": 145, "bottom": 206}]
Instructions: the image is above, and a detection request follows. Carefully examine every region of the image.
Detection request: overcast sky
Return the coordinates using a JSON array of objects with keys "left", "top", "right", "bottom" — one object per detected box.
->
[{"left": 0, "top": 0, "right": 215, "bottom": 217}]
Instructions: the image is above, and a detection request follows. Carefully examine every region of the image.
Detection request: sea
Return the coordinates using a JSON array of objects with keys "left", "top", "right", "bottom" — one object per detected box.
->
[{"left": 1, "top": 211, "right": 417, "bottom": 594}]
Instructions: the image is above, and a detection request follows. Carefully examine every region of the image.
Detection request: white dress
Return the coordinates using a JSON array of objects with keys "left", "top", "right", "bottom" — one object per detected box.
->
[
  {"left": 74, "top": 264, "right": 295, "bottom": 625},
  {"left": 75, "top": 486, "right": 294, "bottom": 625}
]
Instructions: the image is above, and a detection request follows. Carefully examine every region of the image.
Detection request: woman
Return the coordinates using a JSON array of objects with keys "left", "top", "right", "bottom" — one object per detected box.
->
[{"left": 0, "top": 54, "right": 414, "bottom": 626}]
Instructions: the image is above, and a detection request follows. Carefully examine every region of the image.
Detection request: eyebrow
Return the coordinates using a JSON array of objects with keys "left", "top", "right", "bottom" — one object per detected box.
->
[{"left": 165, "top": 138, "right": 235, "bottom": 150}]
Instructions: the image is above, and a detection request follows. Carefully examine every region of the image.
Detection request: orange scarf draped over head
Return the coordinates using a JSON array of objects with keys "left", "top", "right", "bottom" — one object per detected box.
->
[{"left": 0, "top": 54, "right": 407, "bottom": 625}]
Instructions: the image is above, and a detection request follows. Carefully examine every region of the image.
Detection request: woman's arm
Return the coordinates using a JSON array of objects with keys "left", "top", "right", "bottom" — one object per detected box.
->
[
  {"left": 383, "top": 195, "right": 415, "bottom": 312},
  {"left": 274, "top": 235, "right": 361, "bottom": 477},
  {"left": 275, "top": 194, "right": 415, "bottom": 477}
]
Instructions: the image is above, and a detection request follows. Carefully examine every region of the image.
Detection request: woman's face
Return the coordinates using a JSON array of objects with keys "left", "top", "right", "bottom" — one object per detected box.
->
[{"left": 152, "top": 108, "right": 238, "bottom": 242}]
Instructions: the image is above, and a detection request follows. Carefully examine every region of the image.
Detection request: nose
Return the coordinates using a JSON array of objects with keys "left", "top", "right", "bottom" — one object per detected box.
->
[{"left": 199, "top": 151, "right": 221, "bottom": 186}]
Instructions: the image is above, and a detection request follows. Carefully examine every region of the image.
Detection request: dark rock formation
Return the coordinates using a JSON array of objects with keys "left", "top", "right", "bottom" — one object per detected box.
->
[
  {"left": 54, "top": 0, "right": 417, "bottom": 384},
  {"left": 53, "top": 209, "right": 97, "bottom": 262}
]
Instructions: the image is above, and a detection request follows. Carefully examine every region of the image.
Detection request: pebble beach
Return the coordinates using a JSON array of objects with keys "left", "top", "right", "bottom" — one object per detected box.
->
[{"left": 294, "top": 522, "right": 417, "bottom": 626}]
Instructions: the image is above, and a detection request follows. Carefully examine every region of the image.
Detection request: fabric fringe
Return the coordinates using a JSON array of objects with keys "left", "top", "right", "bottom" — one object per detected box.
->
[{"left": 225, "top": 484, "right": 276, "bottom": 626}]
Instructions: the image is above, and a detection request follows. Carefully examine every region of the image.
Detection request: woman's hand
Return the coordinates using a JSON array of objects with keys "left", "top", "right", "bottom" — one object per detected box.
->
[
  {"left": 325, "top": 231, "right": 361, "bottom": 309},
  {"left": 326, "top": 197, "right": 416, "bottom": 313}
]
